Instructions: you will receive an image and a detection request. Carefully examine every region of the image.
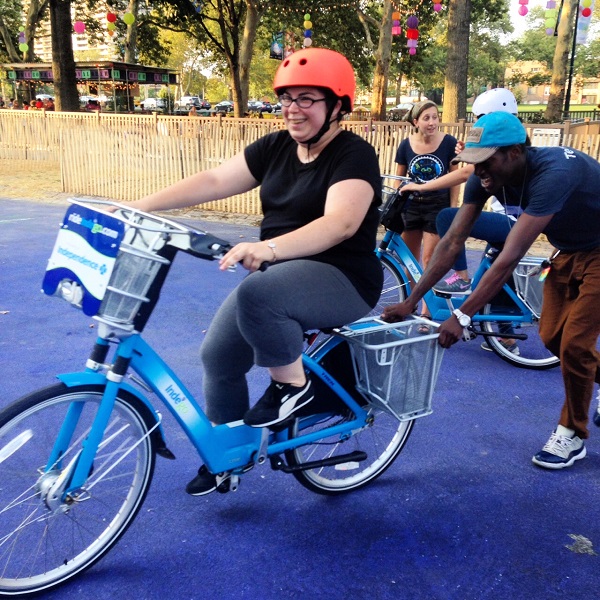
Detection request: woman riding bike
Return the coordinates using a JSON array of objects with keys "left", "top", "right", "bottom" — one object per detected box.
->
[{"left": 125, "top": 48, "right": 383, "bottom": 496}]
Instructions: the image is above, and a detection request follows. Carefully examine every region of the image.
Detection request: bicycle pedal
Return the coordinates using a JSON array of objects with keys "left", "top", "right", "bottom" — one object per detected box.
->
[
  {"left": 215, "top": 473, "right": 231, "bottom": 493},
  {"left": 268, "top": 416, "right": 295, "bottom": 432}
]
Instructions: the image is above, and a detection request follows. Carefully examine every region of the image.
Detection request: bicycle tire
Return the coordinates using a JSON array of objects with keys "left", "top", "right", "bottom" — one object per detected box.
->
[
  {"left": 0, "top": 383, "right": 157, "bottom": 596},
  {"left": 285, "top": 339, "right": 415, "bottom": 495},
  {"left": 480, "top": 304, "right": 559, "bottom": 370},
  {"left": 366, "top": 253, "right": 408, "bottom": 318}
]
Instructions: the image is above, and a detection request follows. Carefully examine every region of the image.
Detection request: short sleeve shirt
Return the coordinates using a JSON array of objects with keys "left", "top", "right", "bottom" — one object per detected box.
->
[
  {"left": 463, "top": 146, "right": 600, "bottom": 252},
  {"left": 395, "top": 134, "right": 458, "bottom": 194},
  {"left": 244, "top": 129, "right": 383, "bottom": 306}
]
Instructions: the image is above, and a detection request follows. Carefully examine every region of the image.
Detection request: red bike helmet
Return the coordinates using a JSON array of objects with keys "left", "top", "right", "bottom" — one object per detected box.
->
[{"left": 273, "top": 48, "right": 355, "bottom": 113}]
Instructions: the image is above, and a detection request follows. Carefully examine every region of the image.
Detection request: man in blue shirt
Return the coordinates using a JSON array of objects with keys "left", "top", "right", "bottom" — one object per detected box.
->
[{"left": 383, "top": 111, "right": 600, "bottom": 470}]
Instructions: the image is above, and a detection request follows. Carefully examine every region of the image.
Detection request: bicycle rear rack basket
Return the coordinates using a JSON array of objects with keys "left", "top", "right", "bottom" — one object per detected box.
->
[
  {"left": 512, "top": 256, "right": 546, "bottom": 319},
  {"left": 336, "top": 318, "right": 444, "bottom": 422}
]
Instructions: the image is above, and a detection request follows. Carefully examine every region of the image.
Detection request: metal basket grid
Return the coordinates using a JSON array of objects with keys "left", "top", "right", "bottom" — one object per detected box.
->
[
  {"left": 97, "top": 245, "right": 168, "bottom": 325},
  {"left": 381, "top": 185, "right": 397, "bottom": 205},
  {"left": 513, "top": 257, "right": 546, "bottom": 319},
  {"left": 337, "top": 319, "right": 444, "bottom": 422}
]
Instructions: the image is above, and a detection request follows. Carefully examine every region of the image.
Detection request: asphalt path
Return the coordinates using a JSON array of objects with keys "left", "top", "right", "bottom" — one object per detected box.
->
[{"left": 1, "top": 199, "right": 599, "bottom": 600}]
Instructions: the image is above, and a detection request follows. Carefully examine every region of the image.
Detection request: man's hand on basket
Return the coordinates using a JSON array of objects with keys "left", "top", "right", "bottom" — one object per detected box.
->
[
  {"left": 381, "top": 300, "right": 416, "bottom": 323},
  {"left": 437, "top": 315, "right": 464, "bottom": 348}
]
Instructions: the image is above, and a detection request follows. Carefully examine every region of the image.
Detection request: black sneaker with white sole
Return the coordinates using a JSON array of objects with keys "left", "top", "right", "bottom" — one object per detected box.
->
[
  {"left": 185, "top": 465, "right": 217, "bottom": 496},
  {"left": 243, "top": 377, "right": 314, "bottom": 428}
]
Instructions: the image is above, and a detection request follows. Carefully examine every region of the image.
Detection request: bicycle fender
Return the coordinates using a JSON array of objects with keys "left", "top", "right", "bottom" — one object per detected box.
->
[{"left": 56, "top": 372, "right": 171, "bottom": 457}]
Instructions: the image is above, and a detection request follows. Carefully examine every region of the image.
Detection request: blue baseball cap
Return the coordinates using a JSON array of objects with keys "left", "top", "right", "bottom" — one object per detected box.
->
[{"left": 452, "top": 112, "right": 527, "bottom": 164}]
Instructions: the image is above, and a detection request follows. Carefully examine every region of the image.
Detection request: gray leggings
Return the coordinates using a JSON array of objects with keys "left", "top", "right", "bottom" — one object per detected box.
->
[{"left": 200, "top": 260, "right": 372, "bottom": 423}]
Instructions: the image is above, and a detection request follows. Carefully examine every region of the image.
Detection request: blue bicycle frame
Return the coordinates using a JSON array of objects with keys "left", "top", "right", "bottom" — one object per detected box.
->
[
  {"left": 376, "top": 229, "right": 537, "bottom": 327},
  {"left": 48, "top": 333, "right": 370, "bottom": 494}
]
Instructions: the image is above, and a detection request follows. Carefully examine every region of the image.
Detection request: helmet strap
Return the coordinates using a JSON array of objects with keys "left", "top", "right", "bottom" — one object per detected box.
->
[{"left": 299, "top": 100, "right": 338, "bottom": 146}]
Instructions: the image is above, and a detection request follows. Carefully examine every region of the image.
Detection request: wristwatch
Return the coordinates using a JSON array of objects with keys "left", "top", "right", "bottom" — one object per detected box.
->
[
  {"left": 453, "top": 308, "right": 471, "bottom": 328},
  {"left": 267, "top": 241, "right": 277, "bottom": 262}
]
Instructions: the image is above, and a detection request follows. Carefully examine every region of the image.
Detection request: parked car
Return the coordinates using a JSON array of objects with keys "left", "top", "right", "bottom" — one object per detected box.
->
[
  {"left": 387, "top": 102, "right": 415, "bottom": 121},
  {"left": 247, "top": 100, "right": 263, "bottom": 112},
  {"left": 214, "top": 100, "right": 234, "bottom": 114},
  {"left": 140, "top": 98, "right": 166, "bottom": 111},
  {"left": 199, "top": 99, "right": 211, "bottom": 110},
  {"left": 260, "top": 101, "right": 273, "bottom": 113},
  {"left": 175, "top": 96, "right": 201, "bottom": 110}
]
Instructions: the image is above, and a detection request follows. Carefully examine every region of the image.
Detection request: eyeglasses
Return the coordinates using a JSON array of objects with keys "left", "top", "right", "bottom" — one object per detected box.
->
[{"left": 278, "top": 94, "right": 327, "bottom": 109}]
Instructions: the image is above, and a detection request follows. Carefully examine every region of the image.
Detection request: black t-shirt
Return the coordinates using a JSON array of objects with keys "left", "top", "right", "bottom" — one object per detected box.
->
[{"left": 244, "top": 129, "right": 383, "bottom": 306}]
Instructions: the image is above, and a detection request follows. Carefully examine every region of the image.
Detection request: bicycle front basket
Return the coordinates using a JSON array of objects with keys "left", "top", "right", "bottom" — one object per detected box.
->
[{"left": 379, "top": 187, "right": 407, "bottom": 234}]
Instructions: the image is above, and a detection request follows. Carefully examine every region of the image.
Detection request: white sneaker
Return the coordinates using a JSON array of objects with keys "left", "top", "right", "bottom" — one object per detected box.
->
[{"left": 532, "top": 430, "right": 586, "bottom": 469}]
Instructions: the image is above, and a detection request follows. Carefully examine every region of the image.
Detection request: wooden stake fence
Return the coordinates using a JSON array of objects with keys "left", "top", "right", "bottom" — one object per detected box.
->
[{"left": 0, "top": 110, "right": 598, "bottom": 214}]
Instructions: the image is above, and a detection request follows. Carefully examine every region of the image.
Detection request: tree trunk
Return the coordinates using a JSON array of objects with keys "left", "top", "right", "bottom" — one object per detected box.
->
[
  {"left": 370, "top": 0, "right": 393, "bottom": 121},
  {"left": 544, "top": 0, "right": 578, "bottom": 122},
  {"left": 442, "top": 0, "right": 472, "bottom": 122},
  {"left": 49, "top": 0, "right": 80, "bottom": 112},
  {"left": 234, "top": 1, "right": 260, "bottom": 117},
  {"left": 123, "top": 0, "right": 139, "bottom": 64}
]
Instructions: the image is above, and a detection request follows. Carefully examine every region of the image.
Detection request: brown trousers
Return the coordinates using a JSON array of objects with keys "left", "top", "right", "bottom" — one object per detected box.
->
[{"left": 539, "top": 246, "right": 600, "bottom": 438}]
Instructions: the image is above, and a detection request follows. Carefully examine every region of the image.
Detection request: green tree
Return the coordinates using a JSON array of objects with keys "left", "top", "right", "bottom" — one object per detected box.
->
[
  {"left": 0, "top": 0, "right": 50, "bottom": 63},
  {"left": 442, "top": 0, "right": 472, "bottom": 121},
  {"left": 49, "top": 0, "right": 79, "bottom": 111},
  {"left": 545, "top": 0, "right": 578, "bottom": 121},
  {"left": 143, "top": 0, "right": 263, "bottom": 117}
]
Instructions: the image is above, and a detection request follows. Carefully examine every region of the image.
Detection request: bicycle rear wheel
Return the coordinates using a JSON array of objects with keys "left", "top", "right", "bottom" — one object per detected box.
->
[
  {"left": 0, "top": 384, "right": 157, "bottom": 596},
  {"left": 286, "top": 340, "right": 414, "bottom": 495},
  {"left": 480, "top": 305, "right": 559, "bottom": 370}
]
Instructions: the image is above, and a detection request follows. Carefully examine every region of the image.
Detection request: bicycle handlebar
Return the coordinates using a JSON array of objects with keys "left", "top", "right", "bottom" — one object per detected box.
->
[{"left": 70, "top": 197, "right": 233, "bottom": 262}]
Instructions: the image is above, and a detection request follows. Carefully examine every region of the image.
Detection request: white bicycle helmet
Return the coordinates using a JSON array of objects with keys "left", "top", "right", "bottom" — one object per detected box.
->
[{"left": 472, "top": 88, "right": 518, "bottom": 118}]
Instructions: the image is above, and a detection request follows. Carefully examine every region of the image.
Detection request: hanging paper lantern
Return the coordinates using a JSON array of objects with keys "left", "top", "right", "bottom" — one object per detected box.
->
[
  {"left": 106, "top": 12, "right": 117, "bottom": 23},
  {"left": 303, "top": 12, "right": 312, "bottom": 47},
  {"left": 519, "top": 5, "right": 529, "bottom": 14},
  {"left": 406, "top": 15, "right": 419, "bottom": 29},
  {"left": 122, "top": 12, "right": 135, "bottom": 25},
  {"left": 74, "top": 21, "right": 86, "bottom": 34},
  {"left": 108, "top": 30, "right": 115, "bottom": 37},
  {"left": 406, "top": 15, "right": 419, "bottom": 56},
  {"left": 433, "top": 4, "right": 443, "bottom": 12},
  {"left": 107, "top": 22, "right": 116, "bottom": 31},
  {"left": 576, "top": 0, "right": 594, "bottom": 44},
  {"left": 392, "top": 10, "right": 402, "bottom": 36}
]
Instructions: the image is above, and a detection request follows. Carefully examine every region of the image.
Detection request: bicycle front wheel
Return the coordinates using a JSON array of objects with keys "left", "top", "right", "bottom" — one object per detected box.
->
[
  {"left": 0, "top": 383, "right": 157, "bottom": 596},
  {"left": 480, "top": 305, "right": 559, "bottom": 370},
  {"left": 286, "top": 340, "right": 414, "bottom": 495},
  {"left": 367, "top": 253, "right": 407, "bottom": 318}
]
